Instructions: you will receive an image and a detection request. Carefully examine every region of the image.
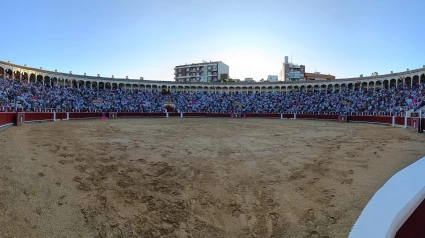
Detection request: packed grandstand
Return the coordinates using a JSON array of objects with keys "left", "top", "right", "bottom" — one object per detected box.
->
[{"left": 1, "top": 74, "right": 424, "bottom": 115}]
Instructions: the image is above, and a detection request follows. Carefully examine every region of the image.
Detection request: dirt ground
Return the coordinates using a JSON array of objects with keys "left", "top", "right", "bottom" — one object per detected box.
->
[{"left": 0, "top": 118, "right": 424, "bottom": 238}]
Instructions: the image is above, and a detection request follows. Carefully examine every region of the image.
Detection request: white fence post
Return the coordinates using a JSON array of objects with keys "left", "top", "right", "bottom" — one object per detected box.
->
[
  {"left": 404, "top": 115, "right": 407, "bottom": 128},
  {"left": 392, "top": 116, "right": 395, "bottom": 127},
  {"left": 294, "top": 113, "right": 297, "bottom": 120},
  {"left": 66, "top": 112, "right": 69, "bottom": 121},
  {"left": 180, "top": 112, "right": 183, "bottom": 118},
  {"left": 54, "top": 112, "right": 56, "bottom": 122},
  {"left": 166, "top": 112, "right": 169, "bottom": 118},
  {"left": 280, "top": 113, "right": 283, "bottom": 119}
]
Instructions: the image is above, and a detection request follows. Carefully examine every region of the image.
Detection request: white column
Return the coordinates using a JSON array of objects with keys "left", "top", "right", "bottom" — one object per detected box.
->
[
  {"left": 54, "top": 112, "right": 56, "bottom": 121},
  {"left": 404, "top": 115, "right": 407, "bottom": 128},
  {"left": 67, "top": 112, "right": 69, "bottom": 120}
]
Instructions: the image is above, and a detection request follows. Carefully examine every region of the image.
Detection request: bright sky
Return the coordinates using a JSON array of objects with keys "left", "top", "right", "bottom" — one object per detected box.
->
[{"left": 3, "top": 0, "right": 425, "bottom": 81}]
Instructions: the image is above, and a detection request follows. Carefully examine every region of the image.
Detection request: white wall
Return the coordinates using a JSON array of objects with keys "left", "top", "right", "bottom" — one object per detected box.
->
[
  {"left": 349, "top": 156, "right": 425, "bottom": 238},
  {"left": 267, "top": 75, "right": 278, "bottom": 82},
  {"left": 217, "top": 61, "right": 230, "bottom": 79}
]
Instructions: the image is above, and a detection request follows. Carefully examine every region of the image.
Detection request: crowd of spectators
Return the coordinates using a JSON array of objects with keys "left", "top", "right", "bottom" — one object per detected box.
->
[{"left": 1, "top": 77, "right": 424, "bottom": 115}]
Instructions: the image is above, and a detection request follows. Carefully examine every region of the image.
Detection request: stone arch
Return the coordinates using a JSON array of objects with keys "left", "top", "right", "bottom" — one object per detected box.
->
[
  {"left": 78, "top": 80, "right": 85, "bottom": 88},
  {"left": 420, "top": 74, "right": 425, "bottom": 85},
  {"left": 177, "top": 85, "right": 183, "bottom": 91},
  {"left": 152, "top": 85, "right": 158, "bottom": 91},
  {"left": 313, "top": 85, "right": 319, "bottom": 91},
  {"left": 254, "top": 86, "right": 260, "bottom": 92},
  {"left": 44, "top": 76, "right": 51, "bottom": 85},
  {"left": 340, "top": 83, "right": 346, "bottom": 90},
  {"left": 375, "top": 80, "right": 382, "bottom": 89},
  {"left": 0, "top": 66, "right": 4, "bottom": 77},
  {"left": 29, "top": 74, "right": 37, "bottom": 83},
  {"left": 132, "top": 84, "right": 138, "bottom": 90},
  {"left": 368, "top": 81, "right": 375, "bottom": 89},
  {"left": 36, "top": 75, "right": 43, "bottom": 84},
  {"left": 287, "top": 86, "right": 293, "bottom": 91},
  {"left": 51, "top": 77, "right": 58, "bottom": 85},
  {"left": 14, "top": 70, "right": 21, "bottom": 80},
  {"left": 390, "top": 78, "right": 397, "bottom": 88},
  {"left": 404, "top": 76, "right": 412, "bottom": 86},
  {"left": 99, "top": 82, "right": 105, "bottom": 90},
  {"left": 4, "top": 68, "right": 12, "bottom": 78},
  {"left": 22, "top": 72, "right": 29, "bottom": 81},
  {"left": 306, "top": 85, "right": 313, "bottom": 92},
  {"left": 71, "top": 79, "right": 78, "bottom": 88},
  {"left": 382, "top": 79, "right": 389, "bottom": 89},
  {"left": 334, "top": 84, "right": 340, "bottom": 91},
  {"left": 112, "top": 83, "right": 117, "bottom": 89},
  {"left": 170, "top": 85, "right": 176, "bottom": 91},
  {"left": 321, "top": 84, "right": 327, "bottom": 91},
  {"left": 118, "top": 83, "right": 124, "bottom": 89},
  {"left": 86, "top": 81, "right": 92, "bottom": 88},
  {"left": 92, "top": 81, "right": 98, "bottom": 89},
  {"left": 125, "top": 83, "right": 132, "bottom": 90},
  {"left": 361, "top": 82, "right": 368, "bottom": 90},
  {"left": 412, "top": 75, "right": 420, "bottom": 86}
]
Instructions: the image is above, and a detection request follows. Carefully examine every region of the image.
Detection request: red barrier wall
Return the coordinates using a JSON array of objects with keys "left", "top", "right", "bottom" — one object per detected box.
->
[
  {"left": 25, "top": 112, "right": 54, "bottom": 122},
  {"left": 184, "top": 113, "right": 230, "bottom": 117},
  {"left": 395, "top": 198, "right": 425, "bottom": 238},
  {"left": 395, "top": 117, "right": 405, "bottom": 126},
  {"left": 348, "top": 116, "right": 393, "bottom": 124},
  {"left": 297, "top": 114, "right": 339, "bottom": 120},
  {"left": 282, "top": 114, "right": 294, "bottom": 119},
  {"left": 69, "top": 113, "right": 103, "bottom": 119},
  {"left": 0, "top": 112, "right": 16, "bottom": 128},
  {"left": 56, "top": 113, "right": 67, "bottom": 120},
  {"left": 117, "top": 112, "right": 166, "bottom": 117},
  {"left": 245, "top": 113, "right": 280, "bottom": 118},
  {"left": 168, "top": 113, "right": 180, "bottom": 117}
]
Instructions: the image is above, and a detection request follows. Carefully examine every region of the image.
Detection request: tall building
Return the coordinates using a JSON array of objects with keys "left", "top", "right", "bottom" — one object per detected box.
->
[
  {"left": 174, "top": 61, "right": 229, "bottom": 82},
  {"left": 278, "top": 56, "right": 305, "bottom": 81}
]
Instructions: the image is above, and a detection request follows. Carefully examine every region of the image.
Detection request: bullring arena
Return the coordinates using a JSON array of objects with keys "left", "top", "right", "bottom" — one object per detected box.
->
[{"left": 1, "top": 61, "right": 425, "bottom": 238}]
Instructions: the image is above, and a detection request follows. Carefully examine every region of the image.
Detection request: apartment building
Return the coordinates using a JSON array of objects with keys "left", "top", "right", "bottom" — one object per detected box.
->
[
  {"left": 278, "top": 56, "right": 306, "bottom": 81},
  {"left": 174, "top": 61, "right": 229, "bottom": 82}
]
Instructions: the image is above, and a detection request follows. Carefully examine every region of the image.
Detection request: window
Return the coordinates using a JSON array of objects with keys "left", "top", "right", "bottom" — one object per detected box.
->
[
  {"left": 178, "top": 74, "right": 181, "bottom": 77},
  {"left": 212, "top": 65, "right": 217, "bottom": 70},
  {"left": 208, "top": 66, "right": 211, "bottom": 70},
  {"left": 178, "top": 69, "right": 181, "bottom": 72}
]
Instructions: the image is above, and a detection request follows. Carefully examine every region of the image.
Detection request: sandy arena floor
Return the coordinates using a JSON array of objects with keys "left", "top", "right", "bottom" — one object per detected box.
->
[{"left": 0, "top": 118, "right": 424, "bottom": 238}]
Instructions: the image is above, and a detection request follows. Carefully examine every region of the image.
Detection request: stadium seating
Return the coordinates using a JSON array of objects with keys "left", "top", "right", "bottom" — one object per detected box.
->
[{"left": 0, "top": 77, "right": 424, "bottom": 114}]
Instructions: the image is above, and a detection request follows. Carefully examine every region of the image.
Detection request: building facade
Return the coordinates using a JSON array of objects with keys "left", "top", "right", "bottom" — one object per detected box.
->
[
  {"left": 174, "top": 61, "right": 229, "bottom": 83},
  {"left": 278, "top": 56, "right": 306, "bottom": 81},
  {"left": 267, "top": 75, "right": 278, "bottom": 82},
  {"left": 304, "top": 72, "right": 336, "bottom": 81}
]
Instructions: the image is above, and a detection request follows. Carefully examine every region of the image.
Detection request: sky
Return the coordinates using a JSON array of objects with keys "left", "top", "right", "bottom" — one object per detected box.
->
[{"left": 2, "top": 0, "right": 425, "bottom": 81}]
